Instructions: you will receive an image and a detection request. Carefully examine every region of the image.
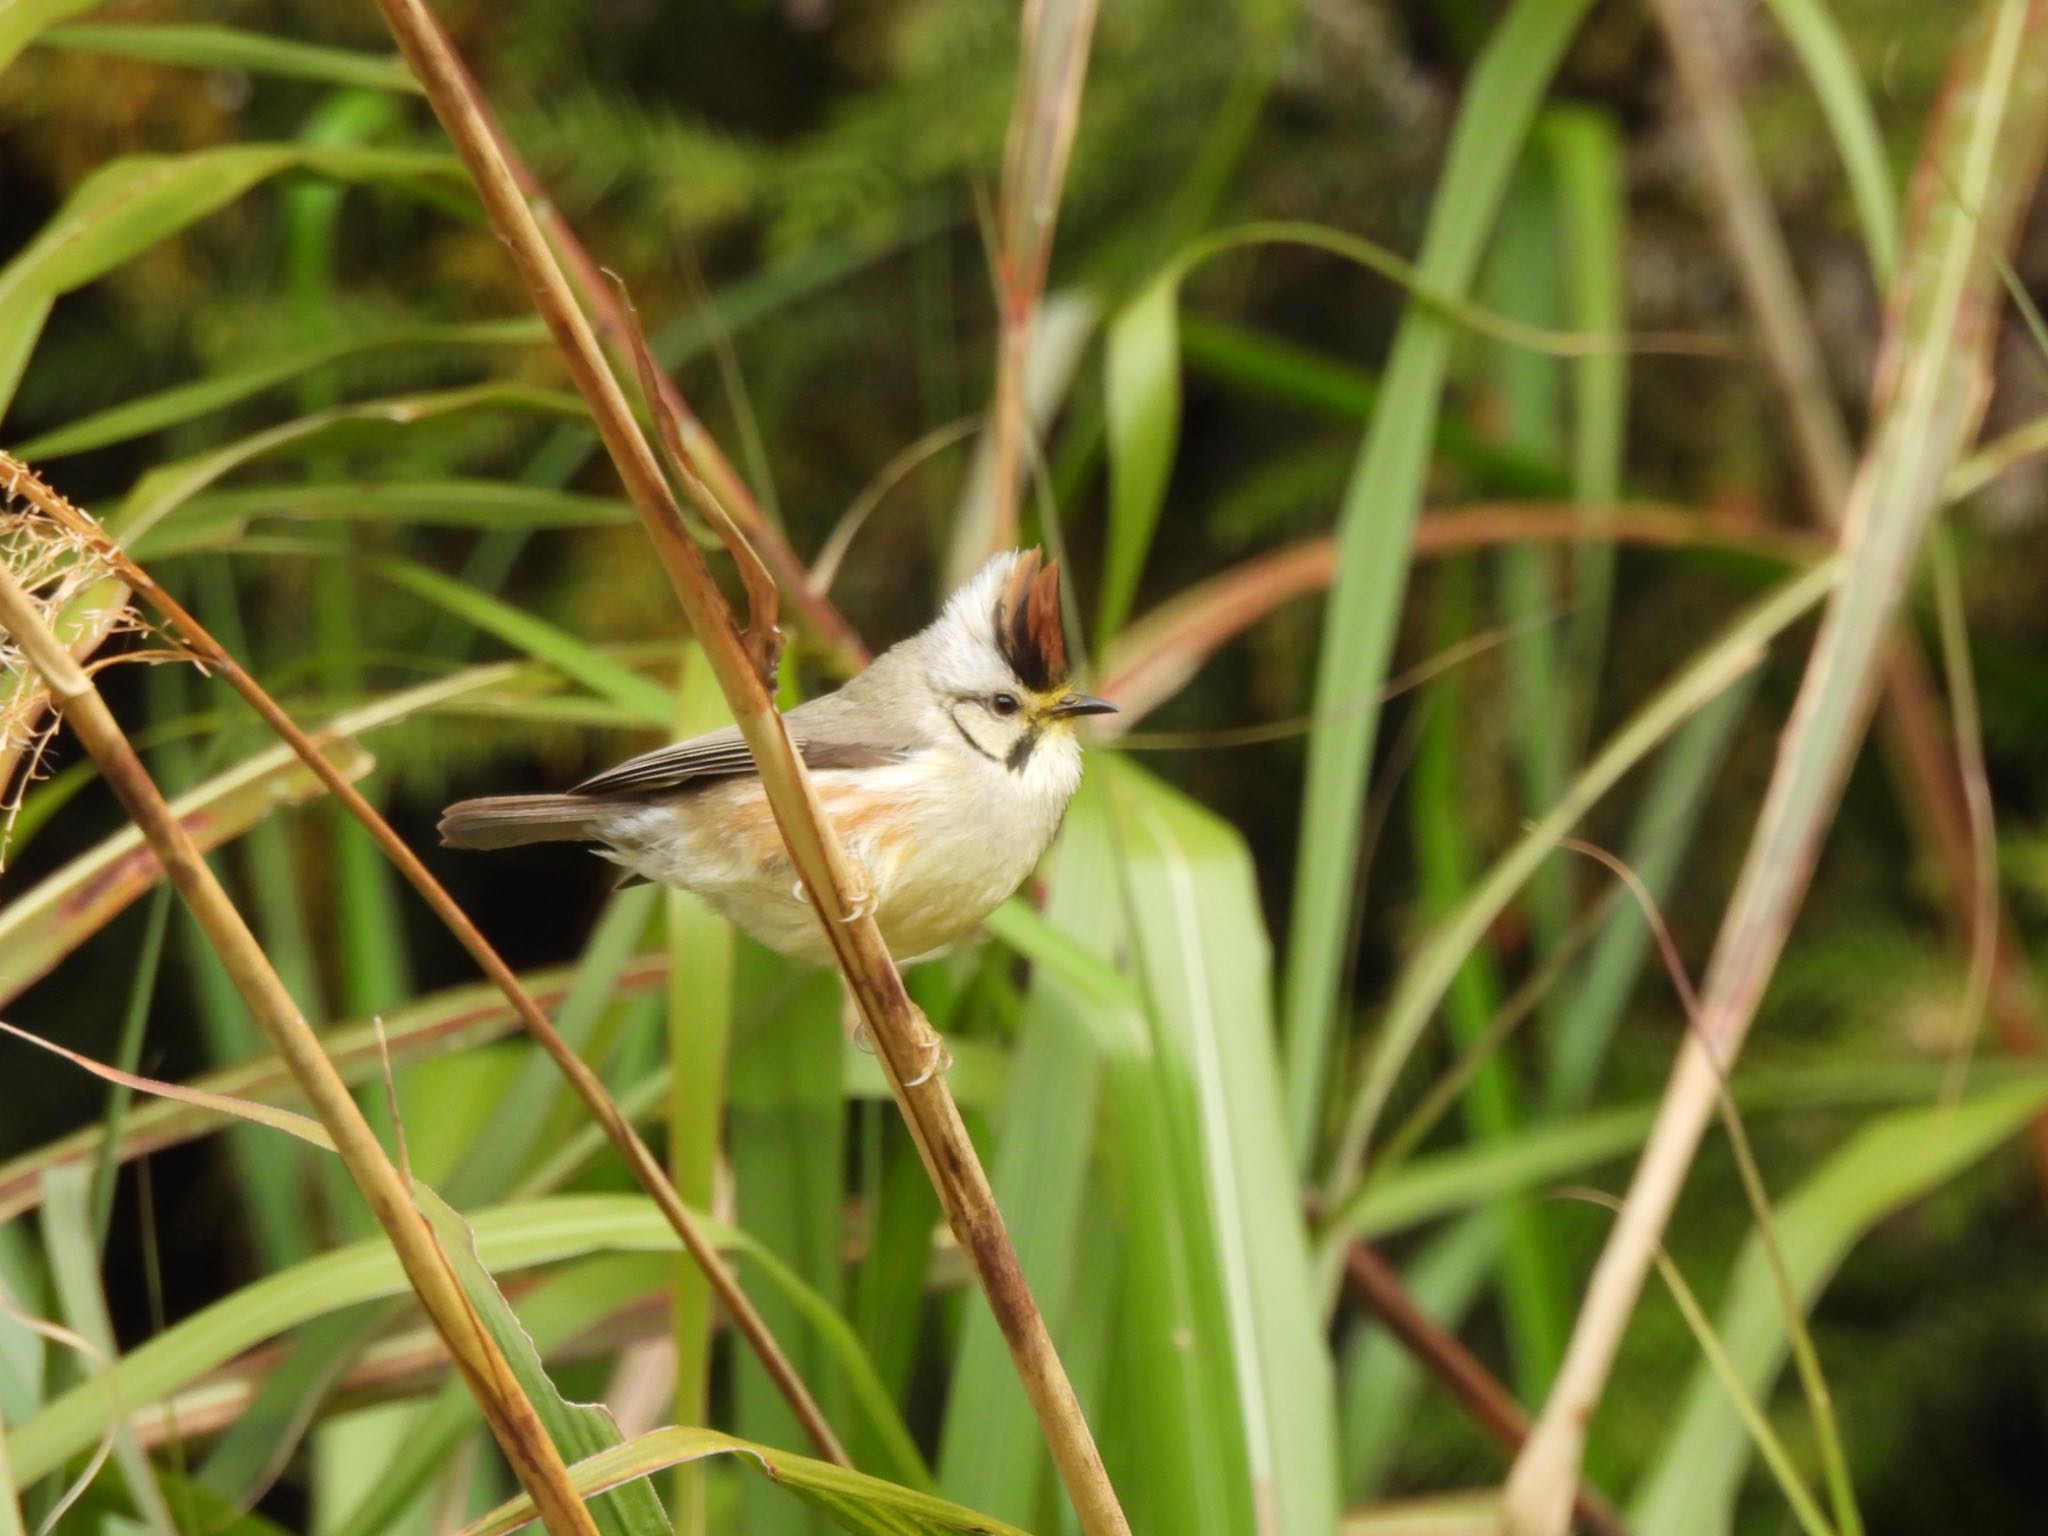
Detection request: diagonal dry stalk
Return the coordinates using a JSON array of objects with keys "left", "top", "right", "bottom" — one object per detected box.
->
[
  {"left": 953, "top": 0, "right": 1103, "bottom": 583},
  {"left": 0, "top": 561, "right": 602, "bottom": 1536},
  {"left": 367, "top": 4, "right": 1130, "bottom": 1532},
  {"left": 1647, "top": 0, "right": 2048, "bottom": 1192},
  {"left": 1504, "top": 8, "right": 2048, "bottom": 1532},
  {"left": 0, "top": 450, "right": 849, "bottom": 1469}
]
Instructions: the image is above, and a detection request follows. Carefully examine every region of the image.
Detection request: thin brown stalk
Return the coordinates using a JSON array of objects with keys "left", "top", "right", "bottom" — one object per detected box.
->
[
  {"left": 0, "top": 562, "right": 600, "bottom": 1536},
  {"left": 366, "top": 7, "right": 1130, "bottom": 1532},
  {"left": 1340, "top": 1244, "right": 1630, "bottom": 1536},
  {"left": 1648, "top": 0, "right": 2048, "bottom": 1160},
  {"left": 0, "top": 449, "right": 849, "bottom": 1471},
  {"left": 976, "top": 0, "right": 1102, "bottom": 566}
]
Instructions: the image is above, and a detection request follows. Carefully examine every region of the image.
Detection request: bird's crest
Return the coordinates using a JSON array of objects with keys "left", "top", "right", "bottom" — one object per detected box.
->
[{"left": 993, "top": 548, "right": 1067, "bottom": 691}]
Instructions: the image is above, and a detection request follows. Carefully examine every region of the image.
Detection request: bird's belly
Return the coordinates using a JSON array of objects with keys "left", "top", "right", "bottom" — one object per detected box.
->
[{"left": 590, "top": 766, "right": 1050, "bottom": 966}]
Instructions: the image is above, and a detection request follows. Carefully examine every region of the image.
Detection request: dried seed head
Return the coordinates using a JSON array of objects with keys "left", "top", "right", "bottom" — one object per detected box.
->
[{"left": 1, "top": 455, "right": 142, "bottom": 862}]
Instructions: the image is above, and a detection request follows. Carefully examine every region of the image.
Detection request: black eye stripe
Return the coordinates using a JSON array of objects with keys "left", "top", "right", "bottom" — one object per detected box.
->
[{"left": 946, "top": 706, "right": 1000, "bottom": 764}]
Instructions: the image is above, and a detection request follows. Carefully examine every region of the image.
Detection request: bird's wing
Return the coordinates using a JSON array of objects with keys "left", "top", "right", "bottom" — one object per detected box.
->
[{"left": 571, "top": 695, "right": 921, "bottom": 797}]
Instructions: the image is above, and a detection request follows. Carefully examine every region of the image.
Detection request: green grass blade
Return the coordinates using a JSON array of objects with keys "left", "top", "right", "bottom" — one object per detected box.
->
[
  {"left": 1104, "top": 759, "right": 1340, "bottom": 1536},
  {"left": 417, "top": 1189, "right": 668, "bottom": 1536},
  {"left": 1281, "top": 0, "right": 1600, "bottom": 1170},
  {"left": 373, "top": 556, "right": 673, "bottom": 723},
  {"left": 0, "top": 0, "right": 100, "bottom": 73},
  {"left": 34, "top": 24, "right": 416, "bottom": 91},
  {"left": 940, "top": 795, "right": 1124, "bottom": 1525},
  {"left": 40, "top": 1164, "right": 179, "bottom": 1534},
  {"left": 112, "top": 382, "right": 585, "bottom": 548},
  {"left": 1098, "top": 272, "right": 1181, "bottom": 647},
  {"left": 1543, "top": 106, "right": 1628, "bottom": 766},
  {"left": 730, "top": 962, "right": 852, "bottom": 1532},
  {"left": 1760, "top": 0, "right": 1901, "bottom": 281},
  {"left": 1411, "top": 564, "right": 1565, "bottom": 1399}
]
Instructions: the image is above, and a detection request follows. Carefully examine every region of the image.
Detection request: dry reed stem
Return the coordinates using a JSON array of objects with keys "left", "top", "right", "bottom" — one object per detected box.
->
[
  {"left": 1647, "top": 0, "right": 2048, "bottom": 1191},
  {"left": 0, "top": 449, "right": 849, "bottom": 1470},
  {"left": 0, "top": 560, "right": 602, "bottom": 1536},
  {"left": 975, "top": 0, "right": 1102, "bottom": 571},
  {"left": 367, "top": 6, "right": 1129, "bottom": 1531},
  {"left": 1505, "top": 8, "right": 2048, "bottom": 1530}
]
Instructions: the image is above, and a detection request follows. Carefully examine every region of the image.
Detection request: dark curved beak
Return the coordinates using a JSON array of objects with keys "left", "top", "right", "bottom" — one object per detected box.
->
[{"left": 1049, "top": 692, "right": 1118, "bottom": 720}]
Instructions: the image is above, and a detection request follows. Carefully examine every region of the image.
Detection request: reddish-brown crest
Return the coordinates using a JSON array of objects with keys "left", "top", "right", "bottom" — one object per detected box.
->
[{"left": 993, "top": 548, "right": 1068, "bottom": 691}]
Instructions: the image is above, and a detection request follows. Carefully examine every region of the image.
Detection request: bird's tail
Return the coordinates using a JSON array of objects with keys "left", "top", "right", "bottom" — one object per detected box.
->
[{"left": 438, "top": 794, "right": 597, "bottom": 850}]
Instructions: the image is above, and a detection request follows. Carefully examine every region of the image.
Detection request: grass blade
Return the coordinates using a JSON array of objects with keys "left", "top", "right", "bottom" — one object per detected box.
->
[
  {"left": 1281, "top": 0, "right": 1600, "bottom": 1170},
  {"left": 1104, "top": 759, "right": 1340, "bottom": 1536}
]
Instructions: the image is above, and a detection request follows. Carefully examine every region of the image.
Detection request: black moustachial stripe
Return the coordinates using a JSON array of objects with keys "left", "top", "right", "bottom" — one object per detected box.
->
[
  {"left": 1005, "top": 729, "right": 1040, "bottom": 773},
  {"left": 949, "top": 709, "right": 1000, "bottom": 764}
]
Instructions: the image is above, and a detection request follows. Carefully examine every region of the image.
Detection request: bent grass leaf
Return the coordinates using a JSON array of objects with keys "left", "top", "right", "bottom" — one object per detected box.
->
[
  {"left": 1761, "top": 0, "right": 1900, "bottom": 281},
  {"left": 454, "top": 1426, "right": 1032, "bottom": 1536},
  {"left": 8, "top": 1194, "right": 936, "bottom": 1492}
]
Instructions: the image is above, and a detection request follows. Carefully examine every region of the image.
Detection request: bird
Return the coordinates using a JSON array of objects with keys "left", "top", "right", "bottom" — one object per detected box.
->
[{"left": 438, "top": 548, "right": 1116, "bottom": 968}]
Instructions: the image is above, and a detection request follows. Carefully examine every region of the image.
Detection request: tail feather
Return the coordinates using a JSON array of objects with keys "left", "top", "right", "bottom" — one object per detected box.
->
[{"left": 439, "top": 794, "right": 597, "bottom": 851}]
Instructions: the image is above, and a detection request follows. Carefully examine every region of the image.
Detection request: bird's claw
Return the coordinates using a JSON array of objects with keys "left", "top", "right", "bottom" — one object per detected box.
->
[{"left": 902, "top": 1034, "right": 951, "bottom": 1089}]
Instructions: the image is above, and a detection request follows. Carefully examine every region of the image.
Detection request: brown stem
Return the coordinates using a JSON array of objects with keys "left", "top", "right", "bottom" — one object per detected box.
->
[
  {"left": 365, "top": 8, "right": 1129, "bottom": 1531},
  {"left": 0, "top": 450, "right": 849, "bottom": 1470},
  {"left": 978, "top": 0, "right": 1104, "bottom": 564},
  {"left": 0, "top": 561, "right": 601, "bottom": 1536},
  {"left": 1341, "top": 1243, "right": 1632, "bottom": 1536}
]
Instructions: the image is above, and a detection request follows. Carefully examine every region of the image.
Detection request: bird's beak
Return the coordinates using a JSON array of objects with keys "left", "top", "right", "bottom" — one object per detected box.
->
[{"left": 1049, "top": 692, "right": 1118, "bottom": 720}]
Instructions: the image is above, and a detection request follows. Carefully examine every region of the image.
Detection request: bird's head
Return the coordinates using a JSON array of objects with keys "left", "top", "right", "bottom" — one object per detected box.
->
[{"left": 919, "top": 548, "right": 1116, "bottom": 775}]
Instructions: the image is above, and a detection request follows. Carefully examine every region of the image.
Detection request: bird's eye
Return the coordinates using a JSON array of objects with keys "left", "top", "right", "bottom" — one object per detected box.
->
[{"left": 990, "top": 692, "right": 1020, "bottom": 717}]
